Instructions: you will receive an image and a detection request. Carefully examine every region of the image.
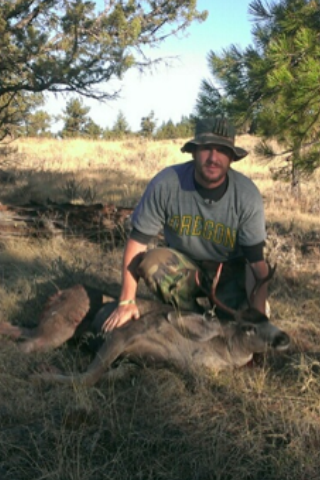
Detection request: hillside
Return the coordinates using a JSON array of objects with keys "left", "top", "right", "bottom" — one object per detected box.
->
[{"left": 0, "top": 136, "right": 319, "bottom": 479}]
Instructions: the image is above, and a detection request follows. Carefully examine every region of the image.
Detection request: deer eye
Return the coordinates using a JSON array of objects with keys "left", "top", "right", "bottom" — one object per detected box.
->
[
  {"left": 204, "top": 310, "right": 216, "bottom": 321},
  {"left": 241, "top": 325, "right": 257, "bottom": 336}
]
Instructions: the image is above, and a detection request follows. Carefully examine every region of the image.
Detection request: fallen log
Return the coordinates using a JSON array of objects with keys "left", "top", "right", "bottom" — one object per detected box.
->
[{"left": 0, "top": 201, "right": 134, "bottom": 245}]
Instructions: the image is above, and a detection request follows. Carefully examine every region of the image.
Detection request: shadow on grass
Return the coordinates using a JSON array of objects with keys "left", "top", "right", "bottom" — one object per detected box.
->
[
  {"left": 0, "top": 166, "right": 150, "bottom": 207},
  {"left": 1, "top": 361, "right": 320, "bottom": 480}
]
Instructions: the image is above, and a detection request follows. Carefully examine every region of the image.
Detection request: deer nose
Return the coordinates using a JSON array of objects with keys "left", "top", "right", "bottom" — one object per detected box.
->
[{"left": 271, "top": 331, "right": 290, "bottom": 351}]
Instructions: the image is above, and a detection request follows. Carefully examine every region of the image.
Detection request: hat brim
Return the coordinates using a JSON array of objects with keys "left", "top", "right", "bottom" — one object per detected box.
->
[{"left": 181, "top": 135, "right": 248, "bottom": 161}]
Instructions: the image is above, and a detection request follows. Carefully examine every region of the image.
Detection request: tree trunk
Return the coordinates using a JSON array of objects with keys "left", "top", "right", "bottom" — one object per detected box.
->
[
  {"left": 291, "top": 153, "right": 301, "bottom": 200},
  {"left": 0, "top": 201, "right": 133, "bottom": 245}
]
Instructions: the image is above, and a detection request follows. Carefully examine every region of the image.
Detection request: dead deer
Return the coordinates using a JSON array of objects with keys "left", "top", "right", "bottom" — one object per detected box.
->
[
  {"left": 31, "top": 262, "right": 290, "bottom": 386},
  {"left": 0, "top": 285, "right": 105, "bottom": 353}
]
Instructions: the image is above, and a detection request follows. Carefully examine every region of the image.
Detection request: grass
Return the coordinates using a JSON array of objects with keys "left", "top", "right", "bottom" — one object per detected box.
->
[{"left": 0, "top": 135, "right": 320, "bottom": 479}]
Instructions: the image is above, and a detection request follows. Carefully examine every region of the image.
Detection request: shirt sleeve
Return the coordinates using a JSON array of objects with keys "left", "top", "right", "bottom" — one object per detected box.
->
[
  {"left": 241, "top": 241, "right": 265, "bottom": 262},
  {"left": 131, "top": 169, "right": 170, "bottom": 236},
  {"left": 130, "top": 227, "right": 154, "bottom": 245},
  {"left": 237, "top": 184, "right": 267, "bottom": 247}
]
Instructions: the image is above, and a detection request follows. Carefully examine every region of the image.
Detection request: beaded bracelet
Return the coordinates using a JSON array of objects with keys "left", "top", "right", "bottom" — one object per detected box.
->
[{"left": 118, "top": 299, "right": 136, "bottom": 306}]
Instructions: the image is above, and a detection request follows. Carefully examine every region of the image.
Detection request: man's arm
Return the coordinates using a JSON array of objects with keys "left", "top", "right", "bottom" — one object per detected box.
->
[
  {"left": 102, "top": 238, "right": 148, "bottom": 331},
  {"left": 103, "top": 167, "right": 168, "bottom": 331},
  {"left": 245, "top": 260, "right": 269, "bottom": 314}
]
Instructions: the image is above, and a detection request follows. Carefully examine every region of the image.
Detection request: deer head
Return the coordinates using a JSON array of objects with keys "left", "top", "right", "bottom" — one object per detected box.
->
[
  {"left": 196, "top": 261, "right": 290, "bottom": 352},
  {"left": 204, "top": 261, "right": 276, "bottom": 321}
]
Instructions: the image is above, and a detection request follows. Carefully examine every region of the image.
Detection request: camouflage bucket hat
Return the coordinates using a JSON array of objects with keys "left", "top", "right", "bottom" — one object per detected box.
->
[{"left": 181, "top": 117, "right": 248, "bottom": 161}]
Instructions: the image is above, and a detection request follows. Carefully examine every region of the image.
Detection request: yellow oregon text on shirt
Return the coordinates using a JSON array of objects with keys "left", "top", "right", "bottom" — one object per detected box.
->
[{"left": 168, "top": 215, "right": 236, "bottom": 249}]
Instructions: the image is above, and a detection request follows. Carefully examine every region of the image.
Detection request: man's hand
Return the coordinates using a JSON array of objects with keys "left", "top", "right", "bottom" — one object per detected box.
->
[{"left": 102, "top": 303, "right": 140, "bottom": 332}]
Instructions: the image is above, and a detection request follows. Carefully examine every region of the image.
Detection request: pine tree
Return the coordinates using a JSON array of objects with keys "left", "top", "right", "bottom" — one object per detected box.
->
[
  {"left": 112, "top": 111, "right": 131, "bottom": 139},
  {"left": 195, "top": 0, "right": 320, "bottom": 195},
  {"left": 175, "top": 116, "right": 195, "bottom": 138},
  {"left": 249, "top": 0, "right": 320, "bottom": 196},
  {"left": 140, "top": 111, "right": 156, "bottom": 138},
  {"left": 0, "top": 0, "right": 207, "bottom": 140},
  {"left": 155, "top": 116, "right": 194, "bottom": 139},
  {"left": 24, "top": 110, "right": 52, "bottom": 137},
  {"left": 0, "top": 92, "right": 44, "bottom": 139},
  {"left": 83, "top": 119, "right": 103, "bottom": 140},
  {"left": 61, "top": 98, "right": 91, "bottom": 138}
]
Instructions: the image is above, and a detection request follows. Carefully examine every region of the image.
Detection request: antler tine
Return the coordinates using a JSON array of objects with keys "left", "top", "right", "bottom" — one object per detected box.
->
[
  {"left": 209, "top": 263, "right": 237, "bottom": 317},
  {"left": 248, "top": 260, "right": 277, "bottom": 305},
  {"left": 195, "top": 263, "right": 237, "bottom": 317},
  {"left": 194, "top": 265, "right": 223, "bottom": 299},
  {"left": 211, "top": 263, "right": 223, "bottom": 292}
]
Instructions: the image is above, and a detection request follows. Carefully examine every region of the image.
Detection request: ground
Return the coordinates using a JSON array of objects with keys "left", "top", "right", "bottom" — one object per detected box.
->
[{"left": 0, "top": 136, "right": 319, "bottom": 479}]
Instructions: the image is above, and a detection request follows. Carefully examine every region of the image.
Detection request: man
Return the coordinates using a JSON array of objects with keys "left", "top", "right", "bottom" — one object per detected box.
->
[{"left": 103, "top": 117, "right": 269, "bottom": 331}]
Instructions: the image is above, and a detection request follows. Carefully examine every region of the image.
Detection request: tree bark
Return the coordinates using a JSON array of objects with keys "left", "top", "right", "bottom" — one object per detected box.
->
[
  {"left": 0, "top": 201, "right": 134, "bottom": 245},
  {"left": 291, "top": 160, "right": 301, "bottom": 200}
]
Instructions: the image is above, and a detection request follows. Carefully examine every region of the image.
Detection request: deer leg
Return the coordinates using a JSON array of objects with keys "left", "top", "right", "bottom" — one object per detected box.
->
[
  {"left": 0, "top": 322, "right": 45, "bottom": 353},
  {"left": 76, "top": 331, "right": 134, "bottom": 386},
  {"left": 29, "top": 321, "right": 143, "bottom": 386},
  {"left": 0, "top": 322, "right": 34, "bottom": 340}
]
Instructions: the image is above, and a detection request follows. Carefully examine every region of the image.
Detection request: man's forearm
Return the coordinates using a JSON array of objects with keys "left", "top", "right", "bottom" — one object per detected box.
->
[
  {"left": 245, "top": 260, "right": 269, "bottom": 314},
  {"left": 119, "top": 238, "right": 148, "bottom": 302}
]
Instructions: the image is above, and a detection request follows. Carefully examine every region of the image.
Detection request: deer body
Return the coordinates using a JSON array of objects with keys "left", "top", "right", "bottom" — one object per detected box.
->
[
  {"left": 34, "top": 297, "right": 290, "bottom": 386},
  {"left": 0, "top": 285, "right": 104, "bottom": 353},
  {"left": 0, "top": 263, "right": 290, "bottom": 386}
]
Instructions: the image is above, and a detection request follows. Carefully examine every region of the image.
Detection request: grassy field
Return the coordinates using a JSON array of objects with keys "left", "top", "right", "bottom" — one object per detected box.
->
[{"left": 0, "top": 136, "right": 320, "bottom": 479}]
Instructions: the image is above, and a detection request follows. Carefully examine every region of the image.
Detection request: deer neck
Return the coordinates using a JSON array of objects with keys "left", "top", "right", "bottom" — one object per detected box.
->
[{"left": 224, "top": 328, "right": 254, "bottom": 367}]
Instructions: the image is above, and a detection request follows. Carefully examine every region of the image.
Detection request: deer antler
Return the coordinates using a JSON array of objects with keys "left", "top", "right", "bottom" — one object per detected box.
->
[
  {"left": 247, "top": 261, "right": 277, "bottom": 305},
  {"left": 195, "top": 260, "right": 276, "bottom": 319},
  {"left": 195, "top": 264, "right": 237, "bottom": 318}
]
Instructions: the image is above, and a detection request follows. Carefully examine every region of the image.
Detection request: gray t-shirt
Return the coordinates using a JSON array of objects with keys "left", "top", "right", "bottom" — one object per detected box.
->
[{"left": 132, "top": 161, "right": 266, "bottom": 262}]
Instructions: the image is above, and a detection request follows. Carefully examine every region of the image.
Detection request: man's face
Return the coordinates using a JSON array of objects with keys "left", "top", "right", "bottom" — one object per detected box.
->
[{"left": 192, "top": 144, "right": 233, "bottom": 188}]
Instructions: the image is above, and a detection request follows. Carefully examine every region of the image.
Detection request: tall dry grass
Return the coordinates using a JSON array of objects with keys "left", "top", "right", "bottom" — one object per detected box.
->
[{"left": 0, "top": 136, "right": 319, "bottom": 479}]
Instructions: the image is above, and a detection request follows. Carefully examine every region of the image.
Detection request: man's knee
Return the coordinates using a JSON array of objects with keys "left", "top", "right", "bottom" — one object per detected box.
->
[
  {"left": 137, "top": 248, "right": 200, "bottom": 310},
  {"left": 138, "top": 248, "right": 180, "bottom": 279}
]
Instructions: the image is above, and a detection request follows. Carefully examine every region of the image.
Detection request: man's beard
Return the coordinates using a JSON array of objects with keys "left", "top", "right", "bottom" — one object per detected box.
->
[{"left": 196, "top": 162, "right": 226, "bottom": 185}]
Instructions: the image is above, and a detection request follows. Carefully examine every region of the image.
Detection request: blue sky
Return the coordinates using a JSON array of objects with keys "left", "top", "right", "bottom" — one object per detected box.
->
[{"left": 48, "top": 1, "right": 254, "bottom": 132}]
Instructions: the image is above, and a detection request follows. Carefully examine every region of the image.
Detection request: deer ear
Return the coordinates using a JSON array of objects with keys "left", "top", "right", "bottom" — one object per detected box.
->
[{"left": 167, "top": 312, "right": 222, "bottom": 342}]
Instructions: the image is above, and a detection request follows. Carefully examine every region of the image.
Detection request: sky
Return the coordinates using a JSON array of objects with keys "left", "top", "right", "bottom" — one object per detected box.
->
[{"left": 47, "top": 1, "right": 254, "bottom": 133}]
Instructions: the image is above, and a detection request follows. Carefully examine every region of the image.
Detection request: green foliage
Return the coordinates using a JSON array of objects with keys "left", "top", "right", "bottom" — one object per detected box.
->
[
  {"left": 0, "top": 0, "right": 207, "bottom": 140},
  {"left": 61, "top": 97, "right": 91, "bottom": 138},
  {"left": 0, "top": 92, "right": 44, "bottom": 140},
  {"left": 176, "top": 115, "right": 195, "bottom": 138},
  {"left": 155, "top": 116, "right": 195, "bottom": 139},
  {"left": 156, "top": 119, "right": 177, "bottom": 139},
  {"left": 195, "top": 44, "right": 264, "bottom": 133},
  {"left": 110, "top": 111, "right": 132, "bottom": 139},
  {"left": 196, "top": 0, "right": 320, "bottom": 193},
  {"left": 140, "top": 110, "right": 156, "bottom": 138},
  {"left": 252, "top": 0, "right": 320, "bottom": 192},
  {"left": 83, "top": 118, "right": 103, "bottom": 140},
  {"left": 102, "top": 127, "right": 113, "bottom": 140},
  {"left": 195, "top": 78, "right": 226, "bottom": 119},
  {"left": 23, "top": 109, "right": 53, "bottom": 138}
]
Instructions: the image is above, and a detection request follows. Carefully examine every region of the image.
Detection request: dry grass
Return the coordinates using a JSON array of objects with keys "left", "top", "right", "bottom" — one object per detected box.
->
[{"left": 0, "top": 136, "right": 320, "bottom": 479}]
